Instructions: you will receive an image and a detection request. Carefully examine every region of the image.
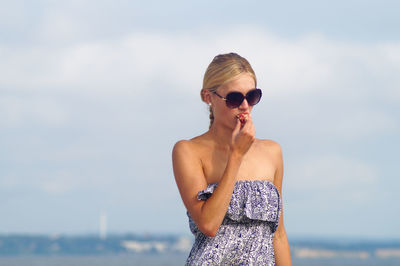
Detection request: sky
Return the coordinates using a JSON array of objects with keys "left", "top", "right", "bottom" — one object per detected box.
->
[{"left": 1, "top": 0, "right": 399, "bottom": 239}]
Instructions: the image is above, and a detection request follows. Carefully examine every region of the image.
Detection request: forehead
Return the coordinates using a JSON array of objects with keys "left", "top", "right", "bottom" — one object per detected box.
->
[{"left": 219, "top": 73, "right": 255, "bottom": 93}]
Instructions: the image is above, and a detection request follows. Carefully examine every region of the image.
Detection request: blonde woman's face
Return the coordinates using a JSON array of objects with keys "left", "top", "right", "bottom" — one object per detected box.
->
[{"left": 211, "top": 73, "right": 256, "bottom": 128}]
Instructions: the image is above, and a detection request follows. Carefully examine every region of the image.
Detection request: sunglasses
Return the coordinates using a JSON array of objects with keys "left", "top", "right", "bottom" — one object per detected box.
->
[{"left": 213, "top": 88, "right": 262, "bottom": 108}]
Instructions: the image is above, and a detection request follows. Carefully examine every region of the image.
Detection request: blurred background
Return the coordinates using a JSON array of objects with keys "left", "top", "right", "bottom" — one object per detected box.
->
[{"left": 1, "top": 0, "right": 400, "bottom": 264}]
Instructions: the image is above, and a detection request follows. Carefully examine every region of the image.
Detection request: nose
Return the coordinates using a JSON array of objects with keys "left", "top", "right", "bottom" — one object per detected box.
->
[{"left": 238, "top": 98, "right": 249, "bottom": 109}]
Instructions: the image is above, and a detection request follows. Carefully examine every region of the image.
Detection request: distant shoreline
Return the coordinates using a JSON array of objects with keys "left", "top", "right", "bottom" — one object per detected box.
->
[{"left": 1, "top": 233, "right": 400, "bottom": 259}]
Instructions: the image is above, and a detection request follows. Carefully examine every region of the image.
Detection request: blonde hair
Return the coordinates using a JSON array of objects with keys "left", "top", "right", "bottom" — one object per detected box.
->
[{"left": 201, "top": 53, "right": 257, "bottom": 128}]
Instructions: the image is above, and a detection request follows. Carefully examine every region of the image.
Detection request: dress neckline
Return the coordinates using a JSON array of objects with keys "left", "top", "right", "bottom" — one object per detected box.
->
[
  {"left": 236, "top": 179, "right": 274, "bottom": 183},
  {"left": 208, "top": 179, "right": 276, "bottom": 188}
]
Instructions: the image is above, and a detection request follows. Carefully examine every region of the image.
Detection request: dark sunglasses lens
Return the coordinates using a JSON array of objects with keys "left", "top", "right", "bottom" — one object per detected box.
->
[
  {"left": 247, "top": 89, "right": 262, "bottom": 106},
  {"left": 226, "top": 92, "right": 244, "bottom": 108}
]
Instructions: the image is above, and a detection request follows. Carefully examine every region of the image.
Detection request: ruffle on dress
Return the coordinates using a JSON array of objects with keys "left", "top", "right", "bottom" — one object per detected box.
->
[{"left": 197, "top": 180, "right": 281, "bottom": 233}]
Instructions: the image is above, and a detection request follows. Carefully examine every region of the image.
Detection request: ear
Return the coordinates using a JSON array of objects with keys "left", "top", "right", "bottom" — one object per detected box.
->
[{"left": 201, "top": 89, "right": 212, "bottom": 105}]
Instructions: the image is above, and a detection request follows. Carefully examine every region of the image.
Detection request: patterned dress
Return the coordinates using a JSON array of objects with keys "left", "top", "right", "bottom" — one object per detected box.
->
[{"left": 186, "top": 180, "right": 281, "bottom": 266}]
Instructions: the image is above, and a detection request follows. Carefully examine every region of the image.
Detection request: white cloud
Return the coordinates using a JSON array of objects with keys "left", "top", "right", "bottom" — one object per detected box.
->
[
  {"left": 2, "top": 26, "right": 399, "bottom": 101},
  {"left": 1, "top": 23, "right": 399, "bottom": 235},
  {"left": 0, "top": 95, "right": 69, "bottom": 128},
  {"left": 1, "top": 167, "right": 114, "bottom": 196},
  {"left": 39, "top": 170, "right": 83, "bottom": 195},
  {"left": 287, "top": 154, "right": 378, "bottom": 204},
  {"left": 322, "top": 109, "right": 399, "bottom": 138}
]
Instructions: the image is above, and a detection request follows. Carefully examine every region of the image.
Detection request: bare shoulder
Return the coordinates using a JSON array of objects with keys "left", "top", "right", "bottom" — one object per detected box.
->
[
  {"left": 172, "top": 139, "right": 195, "bottom": 156},
  {"left": 255, "top": 139, "right": 285, "bottom": 189},
  {"left": 172, "top": 139, "right": 200, "bottom": 170},
  {"left": 172, "top": 135, "right": 207, "bottom": 158},
  {"left": 172, "top": 134, "right": 209, "bottom": 185},
  {"left": 255, "top": 139, "right": 284, "bottom": 187},
  {"left": 255, "top": 139, "right": 282, "bottom": 156},
  {"left": 172, "top": 136, "right": 209, "bottom": 217}
]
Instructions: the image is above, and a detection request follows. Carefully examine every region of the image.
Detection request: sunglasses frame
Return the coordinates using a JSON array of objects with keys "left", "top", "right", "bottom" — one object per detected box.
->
[{"left": 212, "top": 88, "right": 262, "bottom": 108}]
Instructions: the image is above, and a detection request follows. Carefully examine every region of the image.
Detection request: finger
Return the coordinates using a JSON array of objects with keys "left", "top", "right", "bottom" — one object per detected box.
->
[
  {"left": 242, "top": 115, "right": 255, "bottom": 137},
  {"left": 247, "top": 113, "right": 253, "bottom": 124},
  {"left": 249, "top": 122, "right": 255, "bottom": 136},
  {"left": 232, "top": 118, "right": 241, "bottom": 136},
  {"left": 241, "top": 116, "right": 253, "bottom": 130}
]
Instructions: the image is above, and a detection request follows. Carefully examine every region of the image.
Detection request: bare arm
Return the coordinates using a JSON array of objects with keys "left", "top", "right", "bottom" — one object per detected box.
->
[
  {"left": 172, "top": 119, "right": 255, "bottom": 237},
  {"left": 272, "top": 143, "right": 292, "bottom": 266}
]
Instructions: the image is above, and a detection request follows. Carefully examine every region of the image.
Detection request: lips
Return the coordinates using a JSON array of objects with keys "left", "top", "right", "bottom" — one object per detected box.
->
[{"left": 236, "top": 113, "right": 248, "bottom": 125}]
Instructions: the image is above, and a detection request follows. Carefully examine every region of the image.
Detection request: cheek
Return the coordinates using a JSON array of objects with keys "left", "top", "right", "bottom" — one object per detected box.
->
[{"left": 213, "top": 105, "right": 235, "bottom": 122}]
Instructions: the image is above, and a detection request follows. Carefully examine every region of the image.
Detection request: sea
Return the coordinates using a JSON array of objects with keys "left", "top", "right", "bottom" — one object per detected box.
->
[{"left": 0, "top": 254, "right": 399, "bottom": 266}]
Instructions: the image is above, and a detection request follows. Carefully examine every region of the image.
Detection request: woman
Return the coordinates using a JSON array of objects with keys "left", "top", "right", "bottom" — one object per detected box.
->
[{"left": 172, "top": 53, "right": 292, "bottom": 265}]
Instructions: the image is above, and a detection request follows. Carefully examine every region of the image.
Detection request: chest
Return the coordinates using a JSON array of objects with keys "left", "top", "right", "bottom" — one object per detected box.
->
[{"left": 200, "top": 146, "right": 276, "bottom": 184}]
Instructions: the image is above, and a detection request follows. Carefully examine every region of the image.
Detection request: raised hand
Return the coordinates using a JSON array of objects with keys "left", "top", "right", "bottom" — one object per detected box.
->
[{"left": 230, "top": 114, "right": 255, "bottom": 157}]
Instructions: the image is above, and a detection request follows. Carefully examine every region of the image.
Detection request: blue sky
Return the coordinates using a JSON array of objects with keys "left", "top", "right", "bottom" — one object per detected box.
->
[{"left": 1, "top": 0, "right": 399, "bottom": 239}]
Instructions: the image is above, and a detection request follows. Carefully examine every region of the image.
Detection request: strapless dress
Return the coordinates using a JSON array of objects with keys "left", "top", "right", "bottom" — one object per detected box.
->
[{"left": 186, "top": 180, "right": 281, "bottom": 265}]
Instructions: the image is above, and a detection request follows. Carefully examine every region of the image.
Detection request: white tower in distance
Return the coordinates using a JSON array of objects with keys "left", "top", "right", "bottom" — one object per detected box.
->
[{"left": 99, "top": 211, "right": 107, "bottom": 240}]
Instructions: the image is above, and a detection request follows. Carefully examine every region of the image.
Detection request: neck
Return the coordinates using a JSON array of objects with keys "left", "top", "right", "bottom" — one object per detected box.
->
[{"left": 207, "top": 122, "right": 233, "bottom": 150}]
